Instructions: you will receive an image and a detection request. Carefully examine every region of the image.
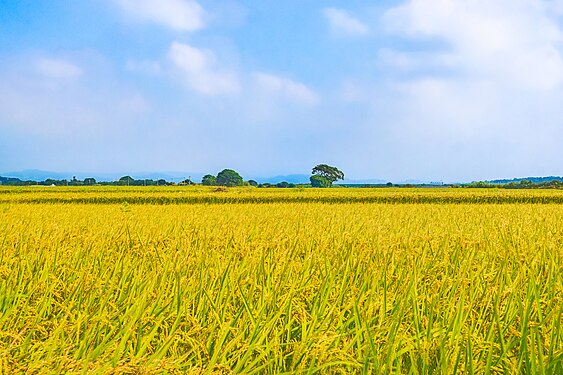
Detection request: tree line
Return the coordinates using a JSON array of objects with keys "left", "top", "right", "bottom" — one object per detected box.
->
[
  {"left": 0, "top": 175, "right": 175, "bottom": 187},
  {"left": 0, "top": 164, "right": 346, "bottom": 188},
  {"left": 462, "top": 179, "right": 563, "bottom": 189}
]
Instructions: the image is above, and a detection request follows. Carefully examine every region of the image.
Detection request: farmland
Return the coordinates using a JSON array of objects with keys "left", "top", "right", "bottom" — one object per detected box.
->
[{"left": 0, "top": 187, "right": 562, "bottom": 373}]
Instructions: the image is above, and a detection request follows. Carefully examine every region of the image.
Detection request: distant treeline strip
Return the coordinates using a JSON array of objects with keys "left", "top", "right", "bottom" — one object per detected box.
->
[{"left": 4, "top": 195, "right": 563, "bottom": 204}]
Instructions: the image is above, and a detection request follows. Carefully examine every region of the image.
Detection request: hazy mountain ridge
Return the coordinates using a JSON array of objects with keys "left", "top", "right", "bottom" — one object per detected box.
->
[
  {"left": 1, "top": 170, "right": 204, "bottom": 182},
  {"left": 486, "top": 176, "right": 563, "bottom": 184}
]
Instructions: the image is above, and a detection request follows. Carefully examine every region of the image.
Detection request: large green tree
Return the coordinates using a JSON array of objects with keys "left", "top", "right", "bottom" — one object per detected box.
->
[
  {"left": 202, "top": 175, "right": 217, "bottom": 186},
  {"left": 310, "top": 175, "right": 331, "bottom": 187},
  {"left": 311, "top": 164, "right": 344, "bottom": 187},
  {"left": 217, "top": 169, "right": 243, "bottom": 187}
]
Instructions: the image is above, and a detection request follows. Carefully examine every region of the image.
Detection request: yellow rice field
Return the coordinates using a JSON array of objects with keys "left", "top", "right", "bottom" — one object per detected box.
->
[{"left": 0, "top": 187, "right": 562, "bottom": 373}]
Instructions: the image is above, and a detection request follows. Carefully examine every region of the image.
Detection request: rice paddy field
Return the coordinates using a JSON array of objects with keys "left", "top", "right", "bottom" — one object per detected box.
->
[{"left": 1, "top": 186, "right": 562, "bottom": 374}]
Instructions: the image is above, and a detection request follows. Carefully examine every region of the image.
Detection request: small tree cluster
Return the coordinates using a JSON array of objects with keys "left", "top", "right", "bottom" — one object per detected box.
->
[
  {"left": 202, "top": 169, "right": 244, "bottom": 187},
  {"left": 117, "top": 176, "right": 171, "bottom": 186},
  {"left": 259, "top": 181, "right": 297, "bottom": 188}
]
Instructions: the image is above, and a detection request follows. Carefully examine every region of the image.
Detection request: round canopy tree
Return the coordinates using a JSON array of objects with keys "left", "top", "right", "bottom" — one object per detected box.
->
[
  {"left": 119, "top": 176, "right": 134, "bottom": 186},
  {"left": 311, "top": 164, "right": 344, "bottom": 187},
  {"left": 84, "top": 178, "right": 96, "bottom": 186},
  {"left": 202, "top": 175, "right": 217, "bottom": 186},
  {"left": 216, "top": 169, "right": 243, "bottom": 187}
]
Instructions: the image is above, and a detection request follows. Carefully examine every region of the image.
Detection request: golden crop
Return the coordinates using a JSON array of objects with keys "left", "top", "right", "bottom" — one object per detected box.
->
[
  {"left": 3, "top": 185, "right": 563, "bottom": 204},
  {"left": 0, "top": 187, "right": 562, "bottom": 373}
]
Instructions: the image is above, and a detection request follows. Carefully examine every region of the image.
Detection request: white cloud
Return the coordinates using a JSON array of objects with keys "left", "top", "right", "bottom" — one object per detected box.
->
[
  {"left": 376, "top": 0, "right": 563, "bottom": 137},
  {"left": 393, "top": 78, "right": 499, "bottom": 138},
  {"left": 0, "top": 57, "right": 149, "bottom": 139},
  {"left": 114, "top": 0, "right": 205, "bottom": 31},
  {"left": 384, "top": 0, "right": 563, "bottom": 89},
  {"left": 36, "top": 58, "right": 82, "bottom": 79},
  {"left": 253, "top": 72, "right": 319, "bottom": 105},
  {"left": 323, "top": 8, "right": 370, "bottom": 37},
  {"left": 168, "top": 41, "right": 240, "bottom": 95}
]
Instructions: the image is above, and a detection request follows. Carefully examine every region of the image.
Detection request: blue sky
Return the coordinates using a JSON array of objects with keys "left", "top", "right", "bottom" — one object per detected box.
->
[{"left": 2, "top": 0, "right": 563, "bottom": 182}]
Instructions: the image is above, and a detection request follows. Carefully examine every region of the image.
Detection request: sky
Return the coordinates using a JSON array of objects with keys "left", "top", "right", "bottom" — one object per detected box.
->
[{"left": 1, "top": 0, "right": 563, "bottom": 182}]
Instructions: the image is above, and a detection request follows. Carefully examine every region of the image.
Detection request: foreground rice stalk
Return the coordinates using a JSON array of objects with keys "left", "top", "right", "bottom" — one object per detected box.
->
[{"left": 0, "top": 189, "right": 562, "bottom": 373}]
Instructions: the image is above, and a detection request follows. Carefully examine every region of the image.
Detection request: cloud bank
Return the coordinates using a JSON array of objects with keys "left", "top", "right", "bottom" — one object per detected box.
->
[
  {"left": 168, "top": 41, "right": 240, "bottom": 95},
  {"left": 113, "top": 0, "right": 206, "bottom": 31},
  {"left": 323, "top": 8, "right": 370, "bottom": 37}
]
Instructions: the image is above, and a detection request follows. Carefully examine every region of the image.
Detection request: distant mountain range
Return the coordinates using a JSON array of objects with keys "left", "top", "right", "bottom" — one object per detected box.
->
[
  {"left": 2, "top": 169, "right": 71, "bottom": 181},
  {"left": 486, "top": 176, "right": 563, "bottom": 184},
  {"left": 251, "top": 174, "right": 311, "bottom": 184},
  {"left": 340, "top": 178, "right": 390, "bottom": 185},
  {"left": 0, "top": 170, "right": 204, "bottom": 182}
]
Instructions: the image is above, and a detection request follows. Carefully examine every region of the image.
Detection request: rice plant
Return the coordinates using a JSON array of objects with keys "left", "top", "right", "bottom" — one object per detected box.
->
[{"left": 0, "top": 188, "right": 562, "bottom": 373}]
